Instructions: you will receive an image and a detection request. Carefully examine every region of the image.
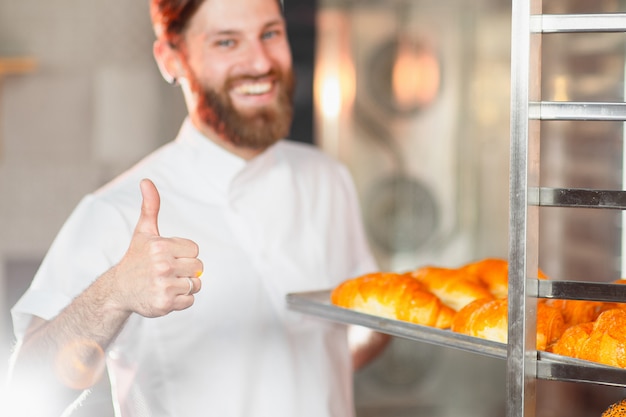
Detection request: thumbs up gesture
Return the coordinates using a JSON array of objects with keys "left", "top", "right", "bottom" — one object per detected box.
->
[{"left": 111, "top": 179, "right": 203, "bottom": 318}]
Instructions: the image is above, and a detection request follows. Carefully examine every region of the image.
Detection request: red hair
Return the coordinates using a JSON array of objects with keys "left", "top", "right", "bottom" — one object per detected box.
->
[
  {"left": 150, "top": 0, "right": 284, "bottom": 45},
  {"left": 150, "top": 0, "right": 205, "bottom": 45}
]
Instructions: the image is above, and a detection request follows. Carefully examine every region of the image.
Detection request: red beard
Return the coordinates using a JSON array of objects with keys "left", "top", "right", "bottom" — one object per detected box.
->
[{"left": 189, "top": 68, "right": 295, "bottom": 151}]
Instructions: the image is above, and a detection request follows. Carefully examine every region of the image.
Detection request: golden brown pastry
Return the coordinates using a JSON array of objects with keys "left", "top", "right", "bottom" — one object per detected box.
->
[
  {"left": 452, "top": 298, "right": 564, "bottom": 350},
  {"left": 406, "top": 266, "right": 494, "bottom": 311},
  {"left": 448, "top": 298, "right": 491, "bottom": 336},
  {"left": 331, "top": 272, "right": 455, "bottom": 329},
  {"left": 458, "top": 258, "right": 510, "bottom": 299},
  {"left": 550, "top": 309, "right": 626, "bottom": 368},
  {"left": 458, "top": 258, "right": 549, "bottom": 299},
  {"left": 451, "top": 298, "right": 508, "bottom": 343},
  {"left": 545, "top": 299, "right": 606, "bottom": 327},
  {"left": 536, "top": 302, "right": 566, "bottom": 351},
  {"left": 602, "top": 399, "right": 626, "bottom": 417},
  {"left": 594, "top": 309, "right": 626, "bottom": 368},
  {"left": 550, "top": 321, "right": 594, "bottom": 359},
  {"left": 546, "top": 280, "right": 626, "bottom": 326}
]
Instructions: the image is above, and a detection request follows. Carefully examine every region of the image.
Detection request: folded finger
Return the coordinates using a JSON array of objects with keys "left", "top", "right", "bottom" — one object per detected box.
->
[
  {"left": 169, "top": 237, "right": 200, "bottom": 258},
  {"left": 178, "top": 276, "right": 201, "bottom": 297},
  {"left": 175, "top": 258, "right": 203, "bottom": 279}
]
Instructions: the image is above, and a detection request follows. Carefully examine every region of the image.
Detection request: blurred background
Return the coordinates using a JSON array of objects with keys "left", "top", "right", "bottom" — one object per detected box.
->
[{"left": 2, "top": 0, "right": 626, "bottom": 416}]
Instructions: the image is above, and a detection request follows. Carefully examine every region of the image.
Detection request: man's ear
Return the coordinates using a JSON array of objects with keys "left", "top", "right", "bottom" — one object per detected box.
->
[{"left": 153, "top": 39, "right": 182, "bottom": 85}]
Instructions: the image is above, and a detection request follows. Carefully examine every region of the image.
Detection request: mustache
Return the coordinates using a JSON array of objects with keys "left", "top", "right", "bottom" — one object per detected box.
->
[{"left": 225, "top": 69, "right": 280, "bottom": 88}]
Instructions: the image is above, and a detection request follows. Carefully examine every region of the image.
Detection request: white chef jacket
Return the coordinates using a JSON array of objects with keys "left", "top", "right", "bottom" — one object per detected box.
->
[{"left": 11, "top": 118, "right": 377, "bottom": 417}]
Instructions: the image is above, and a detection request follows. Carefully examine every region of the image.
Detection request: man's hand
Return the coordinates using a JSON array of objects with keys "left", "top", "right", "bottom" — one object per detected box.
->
[
  {"left": 7, "top": 179, "right": 205, "bottom": 410},
  {"left": 110, "top": 178, "right": 204, "bottom": 317}
]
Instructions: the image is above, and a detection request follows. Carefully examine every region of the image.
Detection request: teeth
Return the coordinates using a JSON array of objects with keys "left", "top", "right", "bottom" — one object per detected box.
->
[{"left": 234, "top": 82, "right": 272, "bottom": 95}]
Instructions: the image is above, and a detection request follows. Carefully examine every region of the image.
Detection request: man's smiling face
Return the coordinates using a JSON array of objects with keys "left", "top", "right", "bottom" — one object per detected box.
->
[{"left": 179, "top": 0, "right": 294, "bottom": 150}]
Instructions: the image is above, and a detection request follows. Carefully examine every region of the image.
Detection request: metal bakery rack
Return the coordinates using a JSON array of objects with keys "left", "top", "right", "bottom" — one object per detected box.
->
[{"left": 288, "top": 1, "right": 626, "bottom": 417}]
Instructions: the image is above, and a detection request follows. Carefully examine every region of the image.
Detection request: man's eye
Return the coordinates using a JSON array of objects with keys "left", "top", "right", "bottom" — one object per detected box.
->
[
  {"left": 262, "top": 30, "right": 280, "bottom": 40},
  {"left": 216, "top": 39, "right": 235, "bottom": 48}
]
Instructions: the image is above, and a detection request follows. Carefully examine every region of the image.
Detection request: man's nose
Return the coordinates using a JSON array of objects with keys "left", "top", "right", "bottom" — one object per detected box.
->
[{"left": 245, "top": 41, "right": 273, "bottom": 74}]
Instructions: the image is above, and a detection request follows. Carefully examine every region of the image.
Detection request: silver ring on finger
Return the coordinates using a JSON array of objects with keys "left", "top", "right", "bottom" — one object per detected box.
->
[{"left": 185, "top": 277, "right": 194, "bottom": 296}]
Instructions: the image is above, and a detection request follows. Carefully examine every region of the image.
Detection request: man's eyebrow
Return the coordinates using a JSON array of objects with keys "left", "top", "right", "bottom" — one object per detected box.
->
[
  {"left": 264, "top": 19, "right": 285, "bottom": 28},
  {"left": 211, "top": 29, "right": 238, "bottom": 37},
  {"left": 202, "top": 19, "right": 285, "bottom": 39}
]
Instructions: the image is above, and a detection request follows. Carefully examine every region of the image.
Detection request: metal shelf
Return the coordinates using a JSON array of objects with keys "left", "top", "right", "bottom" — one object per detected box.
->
[
  {"left": 528, "top": 187, "right": 626, "bottom": 210},
  {"left": 529, "top": 102, "right": 626, "bottom": 121},
  {"left": 287, "top": 289, "right": 506, "bottom": 359},
  {"left": 533, "top": 279, "right": 626, "bottom": 301},
  {"left": 537, "top": 351, "right": 626, "bottom": 388},
  {"left": 286, "top": 290, "right": 626, "bottom": 388},
  {"left": 531, "top": 13, "right": 626, "bottom": 33}
]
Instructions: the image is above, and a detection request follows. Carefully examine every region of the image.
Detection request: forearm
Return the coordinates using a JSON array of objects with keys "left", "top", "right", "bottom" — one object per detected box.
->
[
  {"left": 6, "top": 180, "right": 203, "bottom": 415},
  {"left": 8, "top": 268, "right": 130, "bottom": 415}
]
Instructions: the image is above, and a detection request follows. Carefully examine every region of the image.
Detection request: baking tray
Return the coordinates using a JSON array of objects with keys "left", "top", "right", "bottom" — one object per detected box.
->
[{"left": 286, "top": 289, "right": 626, "bottom": 387}]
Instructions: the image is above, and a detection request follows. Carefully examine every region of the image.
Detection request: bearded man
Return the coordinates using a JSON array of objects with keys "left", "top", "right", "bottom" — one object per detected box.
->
[{"left": 7, "top": 0, "right": 389, "bottom": 416}]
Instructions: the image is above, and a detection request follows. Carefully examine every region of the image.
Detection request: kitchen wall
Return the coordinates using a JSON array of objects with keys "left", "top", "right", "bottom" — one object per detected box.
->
[{"left": 315, "top": 0, "right": 513, "bottom": 274}]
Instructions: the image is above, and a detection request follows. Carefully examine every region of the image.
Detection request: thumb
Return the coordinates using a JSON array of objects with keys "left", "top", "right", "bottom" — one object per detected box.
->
[{"left": 135, "top": 178, "right": 161, "bottom": 236}]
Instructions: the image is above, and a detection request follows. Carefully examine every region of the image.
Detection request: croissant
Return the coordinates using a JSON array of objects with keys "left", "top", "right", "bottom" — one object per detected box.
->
[
  {"left": 550, "top": 309, "right": 626, "bottom": 368},
  {"left": 545, "top": 299, "right": 606, "bottom": 327},
  {"left": 331, "top": 272, "right": 455, "bottom": 329},
  {"left": 458, "top": 258, "right": 549, "bottom": 299},
  {"left": 458, "top": 258, "right": 510, "bottom": 299},
  {"left": 451, "top": 298, "right": 508, "bottom": 343},
  {"left": 536, "top": 302, "right": 566, "bottom": 351},
  {"left": 593, "top": 309, "right": 626, "bottom": 368},
  {"left": 550, "top": 321, "right": 594, "bottom": 359},
  {"left": 405, "top": 266, "right": 494, "bottom": 311},
  {"left": 451, "top": 298, "right": 564, "bottom": 350}
]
